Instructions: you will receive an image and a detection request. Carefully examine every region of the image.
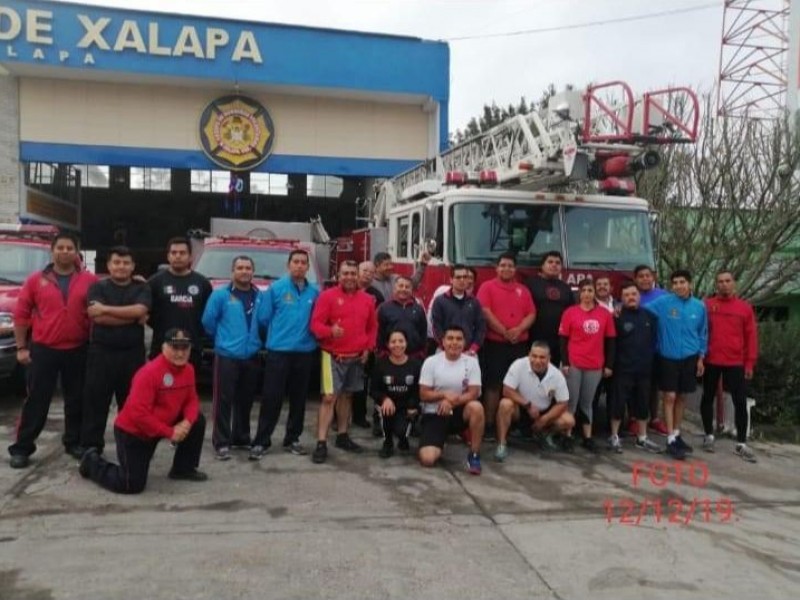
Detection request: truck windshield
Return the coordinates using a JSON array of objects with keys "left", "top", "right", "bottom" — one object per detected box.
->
[
  {"left": 0, "top": 245, "right": 51, "bottom": 284},
  {"left": 450, "top": 202, "right": 562, "bottom": 266},
  {"left": 564, "top": 206, "right": 654, "bottom": 269},
  {"left": 450, "top": 202, "right": 654, "bottom": 270},
  {"left": 195, "top": 247, "right": 317, "bottom": 283}
]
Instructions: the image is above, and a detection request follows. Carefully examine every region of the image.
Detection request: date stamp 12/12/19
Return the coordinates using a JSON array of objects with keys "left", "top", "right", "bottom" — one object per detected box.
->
[{"left": 603, "top": 461, "right": 737, "bottom": 527}]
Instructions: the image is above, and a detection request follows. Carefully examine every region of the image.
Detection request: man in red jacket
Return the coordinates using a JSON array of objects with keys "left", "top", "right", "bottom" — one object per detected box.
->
[
  {"left": 701, "top": 270, "right": 759, "bottom": 462},
  {"left": 309, "top": 260, "right": 378, "bottom": 463},
  {"left": 9, "top": 232, "right": 98, "bottom": 469},
  {"left": 79, "top": 328, "right": 207, "bottom": 493}
]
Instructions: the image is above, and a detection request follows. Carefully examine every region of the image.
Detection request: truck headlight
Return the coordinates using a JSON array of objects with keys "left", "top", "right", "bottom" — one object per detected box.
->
[{"left": 0, "top": 312, "right": 13, "bottom": 336}]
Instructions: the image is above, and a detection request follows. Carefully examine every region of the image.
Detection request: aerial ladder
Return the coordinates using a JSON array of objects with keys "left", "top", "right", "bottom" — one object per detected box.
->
[{"left": 371, "top": 81, "right": 699, "bottom": 226}]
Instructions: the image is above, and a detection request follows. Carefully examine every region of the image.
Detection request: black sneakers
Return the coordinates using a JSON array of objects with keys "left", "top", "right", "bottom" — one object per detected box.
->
[
  {"left": 666, "top": 440, "right": 687, "bottom": 461},
  {"left": 168, "top": 469, "right": 208, "bottom": 482},
  {"left": 335, "top": 434, "right": 364, "bottom": 453},
  {"left": 675, "top": 435, "right": 694, "bottom": 454},
  {"left": 9, "top": 454, "right": 30, "bottom": 469},
  {"left": 379, "top": 440, "right": 394, "bottom": 459},
  {"left": 581, "top": 437, "right": 599, "bottom": 453},
  {"left": 397, "top": 437, "right": 410, "bottom": 453},
  {"left": 311, "top": 442, "right": 328, "bottom": 464}
]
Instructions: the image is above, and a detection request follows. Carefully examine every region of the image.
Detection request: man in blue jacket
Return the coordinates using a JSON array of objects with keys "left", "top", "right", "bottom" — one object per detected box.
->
[
  {"left": 250, "top": 249, "right": 320, "bottom": 460},
  {"left": 645, "top": 270, "right": 708, "bottom": 460},
  {"left": 201, "top": 256, "right": 263, "bottom": 461}
]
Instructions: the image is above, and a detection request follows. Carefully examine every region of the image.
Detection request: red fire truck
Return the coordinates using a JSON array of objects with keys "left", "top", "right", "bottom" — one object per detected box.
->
[{"left": 334, "top": 81, "right": 699, "bottom": 302}]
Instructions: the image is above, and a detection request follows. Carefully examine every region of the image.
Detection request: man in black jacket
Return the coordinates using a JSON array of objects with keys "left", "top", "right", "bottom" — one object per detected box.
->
[
  {"left": 377, "top": 276, "right": 427, "bottom": 358},
  {"left": 431, "top": 264, "right": 486, "bottom": 356},
  {"left": 526, "top": 251, "right": 574, "bottom": 366}
]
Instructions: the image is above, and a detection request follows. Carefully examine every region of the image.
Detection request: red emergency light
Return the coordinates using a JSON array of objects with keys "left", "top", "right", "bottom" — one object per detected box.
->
[
  {"left": 445, "top": 171, "right": 467, "bottom": 185},
  {"left": 598, "top": 177, "right": 636, "bottom": 196}
]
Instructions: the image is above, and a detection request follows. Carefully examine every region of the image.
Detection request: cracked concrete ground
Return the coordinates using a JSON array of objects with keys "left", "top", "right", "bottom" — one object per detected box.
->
[{"left": 0, "top": 390, "right": 798, "bottom": 600}]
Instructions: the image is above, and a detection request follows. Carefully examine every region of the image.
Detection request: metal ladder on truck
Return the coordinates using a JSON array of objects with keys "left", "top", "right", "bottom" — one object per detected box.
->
[{"left": 371, "top": 81, "right": 699, "bottom": 226}]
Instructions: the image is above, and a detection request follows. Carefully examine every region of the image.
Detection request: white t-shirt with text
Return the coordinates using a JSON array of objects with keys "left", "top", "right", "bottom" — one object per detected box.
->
[
  {"left": 503, "top": 359, "right": 569, "bottom": 411},
  {"left": 419, "top": 352, "right": 481, "bottom": 414}
]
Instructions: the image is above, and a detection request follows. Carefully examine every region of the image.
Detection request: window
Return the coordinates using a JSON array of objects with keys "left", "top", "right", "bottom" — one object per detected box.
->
[
  {"left": 251, "top": 172, "right": 289, "bottom": 196},
  {"left": 130, "top": 167, "right": 171, "bottom": 191},
  {"left": 450, "top": 202, "right": 562, "bottom": 266},
  {"left": 0, "top": 244, "right": 52, "bottom": 284},
  {"left": 410, "top": 212, "right": 421, "bottom": 258},
  {"left": 397, "top": 215, "right": 410, "bottom": 258},
  {"left": 75, "top": 165, "right": 110, "bottom": 188},
  {"left": 307, "top": 175, "right": 344, "bottom": 198},
  {"left": 564, "top": 206, "right": 654, "bottom": 269}
]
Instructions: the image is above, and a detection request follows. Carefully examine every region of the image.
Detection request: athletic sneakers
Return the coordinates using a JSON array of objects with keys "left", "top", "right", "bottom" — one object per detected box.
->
[
  {"left": 248, "top": 445, "right": 267, "bottom": 461},
  {"left": 560, "top": 435, "right": 575, "bottom": 454},
  {"left": 168, "top": 469, "right": 208, "bottom": 482},
  {"left": 634, "top": 438, "right": 663, "bottom": 453},
  {"left": 734, "top": 443, "right": 757, "bottom": 463},
  {"left": 649, "top": 419, "right": 669, "bottom": 436},
  {"left": 494, "top": 444, "right": 508, "bottom": 462},
  {"left": 397, "top": 437, "right": 410, "bottom": 453},
  {"left": 283, "top": 441, "right": 307, "bottom": 456},
  {"left": 675, "top": 435, "right": 694, "bottom": 454},
  {"left": 607, "top": 435, "right": 623, "bottom": 454},
  {"left": 79, "top": 448, "right": 100, "bottom": 478},
  {"left": 311, "top": 442, "right": 328, "bottom": 464},
  {"left": 666, "top": 440, "right": 687, "bottom": 460},
  {"left": 379, "top": 440, "right": 394, "bottom": 459},
  {"left": 215, "top": 446, "right": 231, "bottom": 461},
  {"left": 335, "top": 434, "right": 364, "bottom": 453},
  {"left": 466, "top": 452, "right": 482, "bottom": 475},
  {"left": 581, "top": 437, "right": 599, "bottom": 453},
  {"left": 702, "top": 435, "right": 715, "bottom": 453}
]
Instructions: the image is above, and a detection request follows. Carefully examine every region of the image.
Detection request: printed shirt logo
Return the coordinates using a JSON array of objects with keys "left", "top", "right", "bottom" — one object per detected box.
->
[
  {"left": 546, "top": 287, "right": 561, "bottom": 301},
  {"left": 405, "top": 375, "right": 416, "bottom": 385},
  {"left": 515, "top": 288, "right": 522, "bottom": 297},
  {"left": 623, "top": 321, "right": 635, "bottom": 333},
  {"left": 582, "top": 319, "right": 601, "bottom": 335},
  {"left": 283, "top": 292, "right": 295, "bottom": 304},
  {"left": 164, "top": 285, "right": 175, "bottom": 295},
  {"left": 670, "top": 308, "right": 679, "bottom": 318},
  {"left": 337, "top": 298, "right": 344, "bottom": 306},
  {"left": 188, "top": 285, "right": 200, "bottom": 295},
  {"left": 199, "top": 95, "right": 274, "bottom": 171},
  {"left": 162, "top": 373, "right": 174, "bottom": 387}
]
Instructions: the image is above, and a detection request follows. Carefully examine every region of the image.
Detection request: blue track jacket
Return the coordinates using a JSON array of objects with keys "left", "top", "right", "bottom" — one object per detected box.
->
[
  {"left": 645, "top": 293, "right": 708, "bottom": 360},
  {"left": 258, "top": 275, "right": 319, "bottom": 352},
  {"left": 201, "top": 285, "right": 263, "bottom": 359}
]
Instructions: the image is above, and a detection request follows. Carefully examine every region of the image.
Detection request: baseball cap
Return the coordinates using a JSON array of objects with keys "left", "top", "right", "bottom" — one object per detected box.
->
[{"left": 164, "top": 328, "right": 192, "bottom": 349}]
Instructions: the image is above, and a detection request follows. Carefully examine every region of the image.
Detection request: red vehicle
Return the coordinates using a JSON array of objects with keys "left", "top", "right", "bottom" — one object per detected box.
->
[
  {"left": 335, "top": 81, "right": 699, "bottom": 302},
  {"left": 0, "top": 225, "right": 59, "bottom": 382}
]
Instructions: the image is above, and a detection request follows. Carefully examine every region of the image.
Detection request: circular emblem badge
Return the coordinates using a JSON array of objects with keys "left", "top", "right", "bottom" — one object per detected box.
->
[
  {"left": 199, "top": 95, "right": 275, "bottom": 171},
  {"left": 162, "top": 373, "right": 174, "bottom": 387},
  {"left": 188, "top": 285, "right": 200, "bottom": 295},
  {"left": 582, "top": 319, "right": 601, "bottom": 335},
  {"left": 546, "top": 286, "right": 561, "bottom": 301}
]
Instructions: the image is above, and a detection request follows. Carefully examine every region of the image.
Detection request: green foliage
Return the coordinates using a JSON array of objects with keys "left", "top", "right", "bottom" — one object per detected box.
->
[{"left": 750, "top": 321, "right": 800, "bottom": 426}]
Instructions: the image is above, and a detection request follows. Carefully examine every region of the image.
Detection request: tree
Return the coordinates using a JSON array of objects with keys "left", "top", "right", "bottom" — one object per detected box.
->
[{"left": 636, "top": 94, "right": 800, "bottom": 303}]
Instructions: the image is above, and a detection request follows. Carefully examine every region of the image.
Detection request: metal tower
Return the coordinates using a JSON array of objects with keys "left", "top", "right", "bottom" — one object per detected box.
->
[{"left": 717, "top": 0, "right": 791, "bottom": 118}]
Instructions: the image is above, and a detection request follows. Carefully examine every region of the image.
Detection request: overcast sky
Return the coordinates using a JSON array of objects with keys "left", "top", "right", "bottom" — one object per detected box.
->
[{"left": 52, "top": 0, "right": 725, "bottom": 131}]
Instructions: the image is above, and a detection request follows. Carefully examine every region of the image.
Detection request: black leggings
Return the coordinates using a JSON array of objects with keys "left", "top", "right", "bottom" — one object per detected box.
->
[{"left": 701, "top": 365, "right": 748, "bottom": 443}]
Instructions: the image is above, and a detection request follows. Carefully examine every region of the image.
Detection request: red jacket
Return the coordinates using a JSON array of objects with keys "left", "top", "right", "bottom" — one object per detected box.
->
[
  {"left": 14, "top": 265, "right": 98, "bottom": 349},
  {"left": 705, "top": 295, "right": 758, "bottom": 371},
  {"left": 115, "top": 355, "right": 200, "bottom": 440},
  {"left": 310, "top": 285, "right": 378, "bottom": 355}
]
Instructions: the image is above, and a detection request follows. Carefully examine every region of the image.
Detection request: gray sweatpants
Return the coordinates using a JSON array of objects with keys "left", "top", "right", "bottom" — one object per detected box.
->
[{"left": 566, "top": 368, "right": 603, "bottom": 424}]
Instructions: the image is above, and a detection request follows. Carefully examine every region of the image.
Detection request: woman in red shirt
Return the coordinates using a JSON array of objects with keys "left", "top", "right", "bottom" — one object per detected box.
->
[{"left": 558, "top": 279, "right": 616, "bottom": 452}]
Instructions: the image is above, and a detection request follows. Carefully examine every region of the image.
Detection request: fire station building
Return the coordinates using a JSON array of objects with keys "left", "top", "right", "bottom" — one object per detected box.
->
[{"left": 0, "top": 0, "right": 449, "bottom": 271}]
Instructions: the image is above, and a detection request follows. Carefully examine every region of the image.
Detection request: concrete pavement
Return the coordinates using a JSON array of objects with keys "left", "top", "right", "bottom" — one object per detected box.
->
[{"left": 0, "top": 394, "right": 798, "bottom": 600}]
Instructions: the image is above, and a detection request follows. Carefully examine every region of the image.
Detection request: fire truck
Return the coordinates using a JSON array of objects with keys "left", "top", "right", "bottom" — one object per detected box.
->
[{"left": 334, "top": 81, "right": 699, "bottom": 302}]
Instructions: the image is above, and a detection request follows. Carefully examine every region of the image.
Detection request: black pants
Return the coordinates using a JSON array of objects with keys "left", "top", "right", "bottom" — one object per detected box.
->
[
  {"left": 81, "top": 345, "right": 145, "bottom": 451},
  {"left": 379, "top": 407, "right": 415, "bottom": 442},
  {"left": 701, "top": 364, "right": 748, "bottom": 443},
  {"left": 253, "top": 350, "right": 314, "bottom": 447},
  {"left": 86, "top": 414, "right": 206, "bottom": 494},
  {"left": 9, "top": 343, "right": 87, "bottom": 457},
  {"left": 212, "top": 355, "right": 260, "bottom": 449}
]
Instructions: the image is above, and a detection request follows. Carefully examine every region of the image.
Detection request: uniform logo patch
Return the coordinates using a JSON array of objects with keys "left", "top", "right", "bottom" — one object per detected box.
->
[
  {"left": 582, "top": 319, "right": 601, "bottom": 334},
  {"left": 515, "top": 288, "right": 522, "bottom": 297},
  {"left": 162, "top": 373, "right": 174, "bottom": 387},
  {"left": 623, "top": 322, "right": 635, "bottom": 333},
  {"left": 546, "top": 287, "right": 561, "bottom": 301},
  {"left": 405, "top": 375, "right": 416, "bottom": 385},
  {"left": 283, "top": 292, "right": 295, "bottom": 304},
  {"left": 164, "top": 286, "right": 175, "bottom": 295},
  {"left": 188, "top": 285, "right": 200, "bottom": 295}
]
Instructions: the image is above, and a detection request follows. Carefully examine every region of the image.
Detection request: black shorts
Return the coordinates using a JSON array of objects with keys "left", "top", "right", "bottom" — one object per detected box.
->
[
  {"left": 517, "top": 400, "right": 557, "bottom": 431},
  {"left": 419, "top": 406, "right": 467, "bottom": 449},
  {"left": 659, "top": 356, "right": 699, "bottom": 395},
  {"left": 480, "top": 340, "right": 528, "bottom": 387},
  {"left": 612, "top": 373, "right": 650, "bottom": 421}
]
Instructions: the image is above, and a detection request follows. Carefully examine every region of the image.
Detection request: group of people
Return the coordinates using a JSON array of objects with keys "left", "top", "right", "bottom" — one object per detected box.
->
[{"left": 7, "top": 232, "right": 760, "bottom": 495}]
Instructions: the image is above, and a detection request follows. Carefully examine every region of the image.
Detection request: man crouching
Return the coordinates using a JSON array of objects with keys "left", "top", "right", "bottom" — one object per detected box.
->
[{"left": 79, "top": 328, "right": 207, "bottom": 493}]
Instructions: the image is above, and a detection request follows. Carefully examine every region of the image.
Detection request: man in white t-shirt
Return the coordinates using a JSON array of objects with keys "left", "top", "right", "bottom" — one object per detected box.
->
[
  {"left": 494, "top": 340, "right": 574, "bottom": 461},
  {"left": 418, "top": 325, "right": 485, "bottom": 475}
]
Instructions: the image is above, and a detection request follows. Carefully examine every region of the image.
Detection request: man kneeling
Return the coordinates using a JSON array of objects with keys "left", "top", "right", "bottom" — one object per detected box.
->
[
  {"left": 495, "top": 341, "right": 574, "bottom": 461},
  {"left": 80, "top": 328, "right": 207, "bottom": 493},
  {"left": 418, "top": 326, "right": 485, "bottom": 475}
]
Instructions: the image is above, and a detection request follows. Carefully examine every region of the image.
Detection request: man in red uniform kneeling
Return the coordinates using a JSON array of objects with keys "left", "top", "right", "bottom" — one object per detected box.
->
[{"left": 79, "top": 328, "right": 207, "bottom": 493}]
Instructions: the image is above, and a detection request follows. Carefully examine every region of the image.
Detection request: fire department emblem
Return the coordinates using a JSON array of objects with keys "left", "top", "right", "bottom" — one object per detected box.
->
[
  {"left": 546, "top": 287, "right": 561, "bottom": 301},
  {"left": 199, "top": 95, "right": 274, "bottom": 171},
  {"left": 162, "top": 373, "right": 174, "bottom": 387},
  {"left": 188, "top": 285, "right": 200, "bottom": 295}
]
